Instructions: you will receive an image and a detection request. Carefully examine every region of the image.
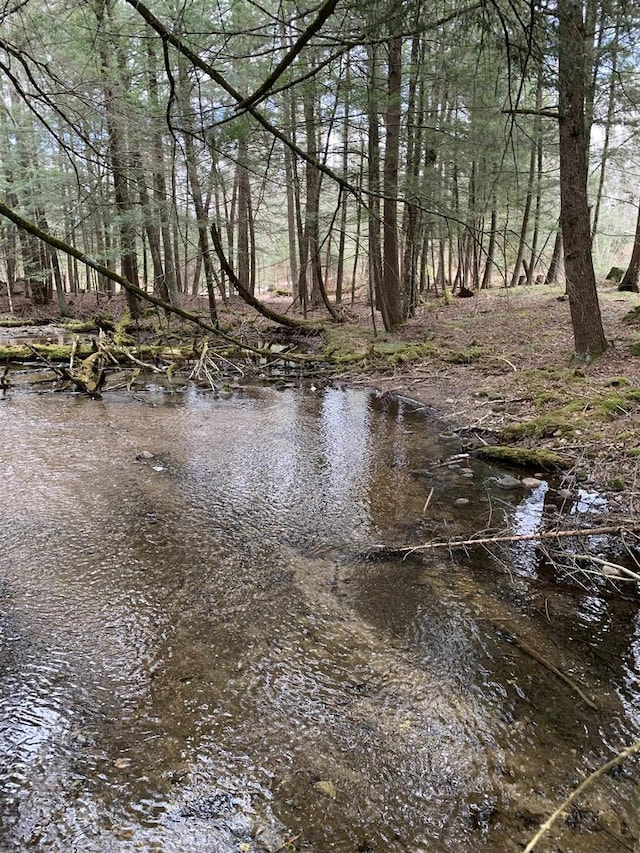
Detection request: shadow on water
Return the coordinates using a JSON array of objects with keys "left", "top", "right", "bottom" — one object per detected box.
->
[{"left": 0, "top": 384, "right": 638, "bottom": 851}]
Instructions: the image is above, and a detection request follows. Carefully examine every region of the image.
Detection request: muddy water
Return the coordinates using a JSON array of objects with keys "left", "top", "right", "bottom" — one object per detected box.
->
[{"left": 0, "top": 384, "right": 638, "bottom": 852}]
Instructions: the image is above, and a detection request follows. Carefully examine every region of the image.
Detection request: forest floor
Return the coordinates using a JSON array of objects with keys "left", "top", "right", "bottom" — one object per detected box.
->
[
  {"left": 2, "top": 279, "right": 640, "bottom": 511},
  {"left": 340, "top": 281, "right": 640, "bottom": 513}
]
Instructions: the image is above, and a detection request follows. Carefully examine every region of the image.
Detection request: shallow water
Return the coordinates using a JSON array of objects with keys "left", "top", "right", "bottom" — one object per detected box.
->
[{"left": 0, "top": 384, "right": 637, "bottom": 852}]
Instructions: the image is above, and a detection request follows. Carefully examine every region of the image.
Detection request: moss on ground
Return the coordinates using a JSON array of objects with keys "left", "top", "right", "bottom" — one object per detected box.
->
[
  {"left": 623, "top": 305, "right": 640, "bottom": 324},
  {"left": 501, "top": 408, "right": 582, "bottom": 440},
  {"left": 323, "top": 327, "right": 436, "bottom": 367},
  {"left": 442, "top": 344, "right": 491, "bottom": 364}
]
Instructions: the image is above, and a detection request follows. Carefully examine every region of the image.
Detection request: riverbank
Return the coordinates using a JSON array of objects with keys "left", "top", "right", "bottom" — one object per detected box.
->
[
  {"left": 2, "top": 281, "right": 640, "bottom": 508},
  {"left": 346, "top": 282, "right": 640, "bottom": 512}
]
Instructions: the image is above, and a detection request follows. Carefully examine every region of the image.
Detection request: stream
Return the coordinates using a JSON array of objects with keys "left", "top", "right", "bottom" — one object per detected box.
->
[{"left": 0, "top": 382, "right": 638, "bottom": 851}]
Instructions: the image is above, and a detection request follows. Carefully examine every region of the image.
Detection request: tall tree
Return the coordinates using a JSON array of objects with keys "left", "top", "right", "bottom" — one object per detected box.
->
[{"left": 557, "top": 0, "right": 607, "bottom": 358}]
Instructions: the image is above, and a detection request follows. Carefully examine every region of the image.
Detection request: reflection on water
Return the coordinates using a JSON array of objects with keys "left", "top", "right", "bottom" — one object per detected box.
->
[{"left": 0, "top": 385, "right": 637, "bottom": 852}]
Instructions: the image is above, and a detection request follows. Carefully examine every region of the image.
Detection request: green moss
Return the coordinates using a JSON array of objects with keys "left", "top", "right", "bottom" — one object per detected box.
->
[
  {"left": 501, "top": 410, "right": 579, "bottom": 440},
  {"left": 594, "top": 389, "right": 640, "bottom": 418},
  {"left": 443, "top": 344, "right": 491, "bottom": 364},
  {"left": 322, "top": 334, "right": 367, "bottom": 363},
  {"left": 623, "top": 306, "right": 640, "bottom": 324},
  {"left": 59, "top": 319, "right": 98, "bottom": 332},
  {"left": 113, "top": 311, "right": 135, "bottom": 346},
  {"left": 322, "top": 334, "right": 435, "bottom": 367},
  {"left": 476, "top": 445, "right": 570, "bottom": 471},
  {"left": 608, "top": 477, "right": 625, "bottom": 491},
  {"left": 0, "top": 341, "right": 195, "bottom": 363},
  {"left": 0, "top": 342, "right": 94, "bottom": 361},
  {"left": 372, "top": 341, "right": 436, "bottom": 364},
  {"left": 628, "top": 447, "right": 640, "bottom": 458},
  {"left": 534, "top": 391, "right": 558, "bottom": 408},
  {"left": 605, "top": 376, "right": 630, "bottom": 387}
]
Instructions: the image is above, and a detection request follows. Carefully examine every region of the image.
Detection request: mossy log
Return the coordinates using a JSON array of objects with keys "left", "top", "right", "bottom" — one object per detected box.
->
[
  {"left": 476, "top": 445, "right": 571, "bottom": 471},
  {"left": 0, "top": 341, "right": 197, "bottom": 362}
]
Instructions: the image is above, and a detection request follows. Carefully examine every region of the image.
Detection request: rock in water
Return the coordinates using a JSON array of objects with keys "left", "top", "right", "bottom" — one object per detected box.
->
[
  {"left": 521, "top": 477, "right": 542, "bottom": 489},
  {"left": 495, "top": 475, "right": 523, "bottom": 490}
]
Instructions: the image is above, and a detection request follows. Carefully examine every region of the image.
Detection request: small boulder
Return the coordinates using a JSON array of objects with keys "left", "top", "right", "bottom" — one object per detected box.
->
[
  {"left": 521, "top": 477, "right": 542, "bottom": 490},
  {"left": 495, "top": 475, "right": 523, "bottom": 490}
]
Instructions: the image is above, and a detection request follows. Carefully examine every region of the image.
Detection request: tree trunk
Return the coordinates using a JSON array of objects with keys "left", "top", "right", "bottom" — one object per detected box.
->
[
  {"left": 178, "top": 61, "right": 217, "bottom": 323},
  {"left": 335, "top": 57, "right": 351, "bottom": 305},
  {"left": 509, "top": 132, "right": 537, "bottom": 288},
  {"left": 381, "top": 29, "right": 404, "bottom": 329},
  {"left": 235, "top": 133, "right": 252, "bottom": 294},
  {"left": 481, "top": 201, "right": 498, "bottom": 289},
  {"left": 95, "top": 0, "right": 142, "bottom": 317},
  {"left": 619, "top": 203, "right": 640, "bottom": 293},
  {"left": 545, "top": 229, "right": 563, "bottom": 285},
  {"left": 147, "top": 42, "right": 180, "bottom": 306},
  {"left": 558, "top": 0, "right": 607, "bottom": 358},
  {"left": 591, "top": 17, "right": 619, "bottom": 241},
  {"left": 366, "top": 43, "right": 384, "bottom": 323}
]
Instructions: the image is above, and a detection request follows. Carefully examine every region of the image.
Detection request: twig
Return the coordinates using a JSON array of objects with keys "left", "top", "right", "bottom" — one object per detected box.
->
[
  {"left": 430, "top": 452, "right": 470, "bottom": 469},
  {"left": 523, "top": 739, "right": 640, "bottom": 852},
  {"left": 275, "top": 832, "right": 302, "bottom": 851},
  {"left": 117, "top": 346, "right": 166, "bottom": 373},
  {"left": 491, "top": 354, "right": 517, "bottom": 371},
  {"left": 495, "top": 625, "right": 597, "bottom": 710},
  {"left": 573, "top": 554, "right": 640, "bottom": 583},
  {"left": 422, "top": 487, "right": 434, "bottom": 515},
  {"left": 390, "top": 524, "right": 640, "bottom": 555}
]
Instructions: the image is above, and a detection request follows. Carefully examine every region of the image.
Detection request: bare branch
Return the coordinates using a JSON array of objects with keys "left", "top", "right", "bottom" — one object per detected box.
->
[{"left": 235, "top": 0, "right": 341, "bottom": 111}]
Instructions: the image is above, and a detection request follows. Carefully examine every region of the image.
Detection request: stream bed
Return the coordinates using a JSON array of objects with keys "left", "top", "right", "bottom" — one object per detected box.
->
[{"left": 0, "top": 383, "right": 638, "bottom": 852}]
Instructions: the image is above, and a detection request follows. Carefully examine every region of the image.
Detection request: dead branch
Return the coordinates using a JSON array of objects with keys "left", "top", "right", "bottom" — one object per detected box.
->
[
  {"left": 391, "top": 524, "right": 640, "bottom": 555},
  {"left": 209, "top": 221, "right": 316, "bottom": 328},
  {"left": 573, "top": 554, "right": 640, "bottom": 583},
  {"left": 26, "top": 342, "right": 105, "bottom": 397},
  {"left": 0, "top": 200, "right": 319, "bottom": 364},
  {"left": 495, "top": 625, "right": 597, "bottom": 710},
  {"left": 523, "top": 738, "right": 640, "bottom": 852}
]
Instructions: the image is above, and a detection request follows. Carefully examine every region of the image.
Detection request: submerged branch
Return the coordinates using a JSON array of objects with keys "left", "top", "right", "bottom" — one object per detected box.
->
[
  {"left": 524, "top": 739, "right": 640, "bottom": 852},
  {"left": 495, "top": 624, "right": 597, "bottom": 710}
]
